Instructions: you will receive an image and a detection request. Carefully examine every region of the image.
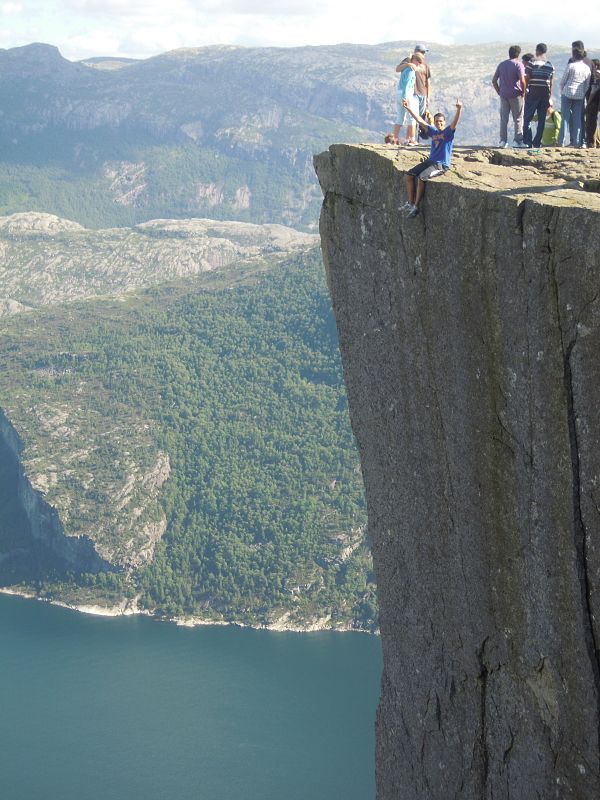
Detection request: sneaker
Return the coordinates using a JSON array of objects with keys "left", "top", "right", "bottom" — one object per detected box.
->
[
  {"left": 581, "top": 143, "right": 587, "bottom": 149},
  {"left": 513, "top": 141, "right": 528, "bottom": 149},
  {"left": 399, "top": 201, "right": 412, "bottom": 212},
  {"left": 407, "top": 206, "right": 420, "bottom": 218},
  {"left": 498, "top": 140, "right": 508, "bottom": 148}
]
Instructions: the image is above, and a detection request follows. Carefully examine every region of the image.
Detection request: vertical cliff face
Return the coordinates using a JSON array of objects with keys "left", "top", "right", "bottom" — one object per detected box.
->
[
  {"left": 0, "top": 409, "right": 110, "bottom": 573},
  {"left": 315, "top": 145, "right": 600, "bottom": 799}
]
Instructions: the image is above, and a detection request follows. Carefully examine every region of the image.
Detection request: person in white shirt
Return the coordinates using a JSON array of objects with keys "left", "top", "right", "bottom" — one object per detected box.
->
[{"left": 558, "top": 48, "right": 591, "bottom": 147}]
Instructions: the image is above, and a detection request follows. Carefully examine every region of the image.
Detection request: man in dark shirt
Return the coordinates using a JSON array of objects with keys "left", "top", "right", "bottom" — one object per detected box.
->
[
  {"left": 523, "top": 43, "right": 554, "bottom": 149},
  {"left": 492, "top": 45, "right": 527, "bottom": 147},
  {"left": 588, "top": 60, "right": 600, "bottom": 147},
  {"left": 571, "top": 40, "right": 597, "bottom": 147}
]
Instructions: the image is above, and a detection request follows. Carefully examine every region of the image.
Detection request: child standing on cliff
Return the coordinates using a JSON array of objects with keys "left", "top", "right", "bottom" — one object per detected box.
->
[{"left": 400, "top": 98, "right": 463, "bottom": 218}]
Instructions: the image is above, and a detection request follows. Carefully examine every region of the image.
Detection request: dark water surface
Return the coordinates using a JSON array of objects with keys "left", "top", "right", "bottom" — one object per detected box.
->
[{"left": 0, "top": 594, "right": 381, "bottom": 800}]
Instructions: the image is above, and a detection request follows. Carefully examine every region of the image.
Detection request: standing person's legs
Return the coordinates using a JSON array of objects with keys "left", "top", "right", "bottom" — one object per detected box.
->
[
  {"left": 531, "top": 96, "right": 549, "bottom": 148},
  {"left": 572, "top": 98, "right": 584, "bottom": 147},
  {"left": 404, "top": 95, "right": 419, "bottom": 143},
  {"left": 393, "top": 94, "right": 403, "bottom": 143},
  {"left": 416, "top": 95, "right": 426, "bottom": 141},
  {"left": 558, "top": 95, "right": 569, "bottom": 145},
  {"left": 509, "top": 96, "right": 524, "bottom": 143},
  {"left": 580, "top": 93, "right": 588, "bottom": 145},
  {"left": 499, "top": 98, "right": 510, "bottom": 144},
  {"left": 523, "top": 97, "right": 536, "bottom": 146}
]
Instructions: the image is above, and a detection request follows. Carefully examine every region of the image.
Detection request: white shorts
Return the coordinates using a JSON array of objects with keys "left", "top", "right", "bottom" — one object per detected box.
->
[
  {"left": 419, "top": 164, "right": 445, "bottom": 181},
  {"left": 396, "top": 94, "right": 418, "bottom": 126}
]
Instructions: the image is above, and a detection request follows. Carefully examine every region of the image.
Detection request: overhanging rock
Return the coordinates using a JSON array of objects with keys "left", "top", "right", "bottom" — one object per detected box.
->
[{"left": 315, "top": 144, "right": 600, "bottom": 799}]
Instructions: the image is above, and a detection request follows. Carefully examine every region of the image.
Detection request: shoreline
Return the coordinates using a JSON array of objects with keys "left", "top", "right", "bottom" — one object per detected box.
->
[{"left": 0, "top": 587, "right": 377, "bottom": 635}]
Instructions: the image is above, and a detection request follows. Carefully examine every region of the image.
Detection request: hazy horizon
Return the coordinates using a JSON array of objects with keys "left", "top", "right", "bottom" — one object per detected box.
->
[
  {"left": 0, "top": 0, "right": 598, "bottom": 61},
  {"left": 3, "top": 37, "right": 598, "bottom": 64}
]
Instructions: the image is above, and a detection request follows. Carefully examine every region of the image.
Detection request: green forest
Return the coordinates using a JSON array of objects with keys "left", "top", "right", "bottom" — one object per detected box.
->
[{"left": 0, "top": 249, "right": 377, "bottom": 630}]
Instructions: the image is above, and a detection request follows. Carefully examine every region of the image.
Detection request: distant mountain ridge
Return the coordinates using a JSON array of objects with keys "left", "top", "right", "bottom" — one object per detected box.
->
[{"left": 0, "top": 40, "right": 580, "bottom": 229}]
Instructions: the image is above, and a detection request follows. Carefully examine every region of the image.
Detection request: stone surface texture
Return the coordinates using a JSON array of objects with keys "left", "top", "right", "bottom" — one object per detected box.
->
[{"left": 315, "top": 144, "right": 600, "bottom": 799}]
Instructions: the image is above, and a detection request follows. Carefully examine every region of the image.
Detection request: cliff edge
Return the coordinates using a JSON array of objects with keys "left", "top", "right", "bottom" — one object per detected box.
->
[{"left": 315, "top": 144, "right": 600, "bottom": 799}]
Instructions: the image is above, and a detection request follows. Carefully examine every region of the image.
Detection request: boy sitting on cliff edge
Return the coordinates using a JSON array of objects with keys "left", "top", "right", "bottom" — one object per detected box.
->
[{"left": 401, "top": 98, "right": 463, "bottom": 218}]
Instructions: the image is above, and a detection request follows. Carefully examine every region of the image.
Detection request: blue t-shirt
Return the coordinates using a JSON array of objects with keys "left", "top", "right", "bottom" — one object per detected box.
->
[
  {"left": 427, "top": 125, "right": 455, "bottom": 168},
  {"left": 398, "top": 67, "right": 416, "bottom": 100}
]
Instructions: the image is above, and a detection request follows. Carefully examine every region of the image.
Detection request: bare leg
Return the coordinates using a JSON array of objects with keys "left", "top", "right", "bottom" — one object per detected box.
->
[
  {"left": 404, "top": 175, "right": 415, "bottom": 204},
  {"left": 406, "top": 123, "right": 416, "bottom": 143},
  {"left": 415, "top": 179, "right": 426, "bottom": 207},
  {"left": 392, "top": 124, "right": 401, "bottom": 143}
]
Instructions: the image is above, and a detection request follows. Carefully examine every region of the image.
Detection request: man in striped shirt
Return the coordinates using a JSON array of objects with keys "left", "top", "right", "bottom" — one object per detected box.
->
[{"left": 523, "top": 43, "right": 555, "bottom": 149}]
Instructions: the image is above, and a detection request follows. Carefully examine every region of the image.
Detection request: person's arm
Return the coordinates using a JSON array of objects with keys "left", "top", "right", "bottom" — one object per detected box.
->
[
  {"left": 583, "top": 69, "right": 591, "bottom": 95},
  {"left": 401, "top": 98, "right": 427, "bottom": 127},
  {"left": 518, "top": 62, "right": 526, "bottom": 95},
  {"left": 492, "top": 65, "right": 501, "bottom": 95},
  {"left": 450, "top": 99, "right": 463, "bottom": 131},
  {"left": 395, "top": 58, "right": 413, "bottom": 73},
  {"left": 425, "top": 65, "right": 431, "bottom": 107},
  {"left": 559, "top": 65, "right": 568, "bottom": 92}
]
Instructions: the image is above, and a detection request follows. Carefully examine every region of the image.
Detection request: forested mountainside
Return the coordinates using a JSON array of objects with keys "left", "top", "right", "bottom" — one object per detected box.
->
[
  {"left": 0, "top": 41, "right": 576, "bottom": 229},
  {"left": 0, "top": 244, "right": 376, "bottom": 631}
]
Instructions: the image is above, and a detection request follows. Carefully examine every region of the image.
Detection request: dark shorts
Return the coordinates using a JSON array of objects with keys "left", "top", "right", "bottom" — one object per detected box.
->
[{"left": 408, "top": 159, "right": 447, "bottom": 181}]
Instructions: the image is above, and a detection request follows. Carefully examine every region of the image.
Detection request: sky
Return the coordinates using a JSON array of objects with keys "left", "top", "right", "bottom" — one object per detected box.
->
[{"left": 1, "top": 0, "right": 599, "bottom": 61}]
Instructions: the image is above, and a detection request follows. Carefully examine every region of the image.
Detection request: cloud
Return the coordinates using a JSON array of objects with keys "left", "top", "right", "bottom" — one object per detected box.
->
[
  {"left": 1, "top": 2, "right": 23, "bottom": 14},
  {"left": 55, "top": 2, "right": 434, "bottom": 58},
  {"left": 1, "top": 0, "right": 599, "bottom": 60},
  {"left": 437, "top": 3, "right": 599, "bottom": 49},
  {"left": 66, "top": 30, "right": 122, "bottom": 56},
  {"left": 65, "top": 0, "right": 321, "bottom": 15}
]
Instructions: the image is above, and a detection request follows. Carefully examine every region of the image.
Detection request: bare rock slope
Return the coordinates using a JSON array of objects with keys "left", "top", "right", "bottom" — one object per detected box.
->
[
  {"left": 0, "top": 212, "right": 317, "bottom": 312},
  {"left": 315, "top": 144, "right": 600, "bottom": 798}
]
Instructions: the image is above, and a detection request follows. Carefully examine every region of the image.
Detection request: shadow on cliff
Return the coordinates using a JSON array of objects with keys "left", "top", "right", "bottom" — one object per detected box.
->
[{"left": 0, "top": 436, "right": 103, "bottom": 591}]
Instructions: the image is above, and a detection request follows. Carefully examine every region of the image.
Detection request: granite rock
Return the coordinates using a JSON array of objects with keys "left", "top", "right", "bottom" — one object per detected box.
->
[{"left": 315, "top": 144, "right": 600, "bottom": 799}]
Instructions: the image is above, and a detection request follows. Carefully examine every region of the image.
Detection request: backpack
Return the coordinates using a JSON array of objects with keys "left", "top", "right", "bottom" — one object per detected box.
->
[{"left": 418, "top": 110, "right": 434, "bottom": 140}]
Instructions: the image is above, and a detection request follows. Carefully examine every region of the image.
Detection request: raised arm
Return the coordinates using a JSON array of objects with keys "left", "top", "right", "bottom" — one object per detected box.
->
[
  {"left": 401, "top": 98, "right": 427, "bottom": 127},
  {"left": 450, "top": 99, "right": 463, "bottom": 130}
]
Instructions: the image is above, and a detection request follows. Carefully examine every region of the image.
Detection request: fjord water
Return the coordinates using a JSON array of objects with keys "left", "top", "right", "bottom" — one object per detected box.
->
[{"left": 0, "top": 594, "right": 381, "bottom": 800}]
